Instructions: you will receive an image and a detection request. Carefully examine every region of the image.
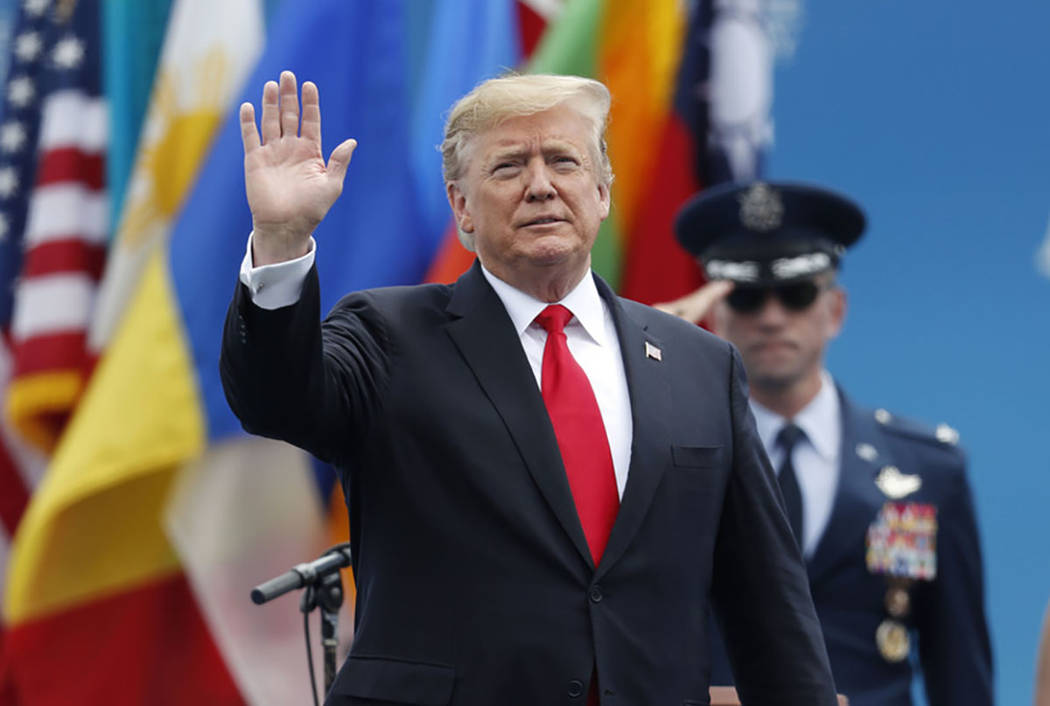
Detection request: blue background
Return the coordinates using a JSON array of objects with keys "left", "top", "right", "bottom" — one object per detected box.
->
[{"left": 768, "top": 2, "right": 1050, "bottom": 703}]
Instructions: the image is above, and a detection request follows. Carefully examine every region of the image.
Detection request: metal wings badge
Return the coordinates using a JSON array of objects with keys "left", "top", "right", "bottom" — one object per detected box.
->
[{"left": 874, "top": 465, "right": 921, "bottom": 499}]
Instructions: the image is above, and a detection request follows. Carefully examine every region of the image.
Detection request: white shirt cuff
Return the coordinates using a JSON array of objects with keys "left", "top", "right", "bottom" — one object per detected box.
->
[{"left": 239, "top": 232, "right": 317, "bottom": 310}]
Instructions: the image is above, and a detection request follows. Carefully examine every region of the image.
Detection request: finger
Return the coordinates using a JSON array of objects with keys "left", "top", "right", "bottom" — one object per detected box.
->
[
  {"left": 239, "top": 102, "right": 260, "bottom": 153},
  {"left": 697, "top": 280, "right": 734, "bottom": 308},
  {"left": 653, "top": 280, "right": 735, "bottom": 323},
  {"left": 279, "top": 70, "right": 300, "bottom": 137},
  {"left": 683, "top": 280, "right": 734, "bottom": 322},
  {"left": 326, "top": 138, "right": 358, "bottom": 188},
  {"left": 260, "top": 80, "right": 280, "bottom": 144},
  {"left": 301, "top": 81, "right": 321, "bottom": 145}
]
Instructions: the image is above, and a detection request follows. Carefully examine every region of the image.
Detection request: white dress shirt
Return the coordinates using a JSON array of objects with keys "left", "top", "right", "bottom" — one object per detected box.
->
[
  {"left": 239, "top": 233, "right": 634, "bottom": 498},
  {"left": 479, "top": 264, "right": 633, "bottom": 499},
  {"left": 750, "top": 371, "right": 841, "bottom": 557}
]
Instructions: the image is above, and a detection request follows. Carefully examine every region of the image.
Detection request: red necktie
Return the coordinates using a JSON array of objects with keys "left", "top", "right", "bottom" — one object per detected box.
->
[{"left": 535, "top": 304, "right": 619, "bottom": 565}]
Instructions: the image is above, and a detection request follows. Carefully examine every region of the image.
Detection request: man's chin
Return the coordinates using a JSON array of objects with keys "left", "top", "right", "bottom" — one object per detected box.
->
[
  {"left": 519, "top": 240, "right": 588, "bottom": 269},
  {"left": 748, "top": 368, "right": 804, "bottom": 392}
]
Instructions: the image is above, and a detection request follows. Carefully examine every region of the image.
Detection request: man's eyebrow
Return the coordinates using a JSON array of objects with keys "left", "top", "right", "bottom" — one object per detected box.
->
[
  {"left": 485, "top": 139, "right": 585, "bottom": 166},
  {"left": 541, "top": 138, "right": 583, "bottom": 154},
  {"left": 487, "top": 147, "right": 529, "bottom": 164}
]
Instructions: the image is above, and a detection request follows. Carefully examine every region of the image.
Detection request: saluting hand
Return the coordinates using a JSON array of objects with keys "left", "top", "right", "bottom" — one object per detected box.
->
[
  {"left": 240, "top": 71, "right": 357, "bottom": 265},
  {"left": 653, "top": 280, "right": 735, "bottom": 325}
]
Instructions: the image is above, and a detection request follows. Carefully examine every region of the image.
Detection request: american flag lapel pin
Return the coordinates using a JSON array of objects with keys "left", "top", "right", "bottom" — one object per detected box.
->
[{"left": 645, "top": 341, "right": 662, "bottom": 361}]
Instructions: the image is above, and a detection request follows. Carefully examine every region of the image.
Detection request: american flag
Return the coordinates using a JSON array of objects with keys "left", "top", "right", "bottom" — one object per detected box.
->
[{"left": 0, "top": 0, "right": 105, "bottom": 633}]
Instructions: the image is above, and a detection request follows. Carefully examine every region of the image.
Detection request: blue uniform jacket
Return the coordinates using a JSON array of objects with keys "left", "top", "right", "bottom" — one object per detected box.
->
[{"left": 710, "top": 389, "right": 992, "bottom": 705}]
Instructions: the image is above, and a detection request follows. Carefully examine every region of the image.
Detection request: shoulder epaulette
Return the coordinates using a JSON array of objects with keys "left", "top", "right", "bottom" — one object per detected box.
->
[{"left": 873, "top": 408, "right": 960, "bottom": 447}]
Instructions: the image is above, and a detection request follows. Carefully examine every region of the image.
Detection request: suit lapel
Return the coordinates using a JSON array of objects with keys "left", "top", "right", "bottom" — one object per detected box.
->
[
  {"left": 807, "top": 390, "right": 891, "bottom": 584},
  {"left": 444, "top": 263, "right": 594, "bottom": 569},
  {"left": 593, "top": 277, "right": 671, "bottom": 580}
]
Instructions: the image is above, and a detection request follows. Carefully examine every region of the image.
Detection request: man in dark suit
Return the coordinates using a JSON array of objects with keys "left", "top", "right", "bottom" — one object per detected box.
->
[
  {"left": 665, "top": 180, "right": 993, "bottom": 706},
  {"left": 222, "top": 71, "right": 838, "bottom": 705}
]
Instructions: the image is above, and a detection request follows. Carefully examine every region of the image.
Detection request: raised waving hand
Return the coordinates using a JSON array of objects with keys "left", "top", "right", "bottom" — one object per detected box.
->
[{"left": 240, "top": 71, "right": 357, "bottom": 265}]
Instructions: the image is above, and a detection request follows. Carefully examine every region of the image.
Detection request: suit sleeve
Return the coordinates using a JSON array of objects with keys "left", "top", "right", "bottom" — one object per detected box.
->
[
  {"left": 915, "top": 459, "right": 993, "bottom": 706},
  {"left": 219, "top": 266, "right": 390, "bottom": 466},
  {"left": 710, "top": 344, "right": 839, "bottom": 705}
]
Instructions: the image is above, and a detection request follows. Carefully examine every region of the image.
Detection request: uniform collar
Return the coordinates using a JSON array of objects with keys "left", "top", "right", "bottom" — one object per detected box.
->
[
  {"left": 480, "top": 263, "right": 607, "bottom": 346},
  {"left": 750, "top": 370, "right": 841, "bottom": 461}
]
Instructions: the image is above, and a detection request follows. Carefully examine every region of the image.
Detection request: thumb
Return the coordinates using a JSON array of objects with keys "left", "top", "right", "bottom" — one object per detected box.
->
[{"left": 326, "top": 138, "right": 358, "bottom": 187}]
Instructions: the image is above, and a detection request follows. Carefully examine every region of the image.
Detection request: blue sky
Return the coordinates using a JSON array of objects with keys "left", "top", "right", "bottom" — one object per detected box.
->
[{"left": 769, "top": 1, "right": 1050, "bottom": 703}]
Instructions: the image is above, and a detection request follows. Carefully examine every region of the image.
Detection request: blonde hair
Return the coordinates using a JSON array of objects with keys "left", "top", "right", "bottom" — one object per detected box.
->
[{"left": 442, "top": 74, "right": 613, "bottom": 250}]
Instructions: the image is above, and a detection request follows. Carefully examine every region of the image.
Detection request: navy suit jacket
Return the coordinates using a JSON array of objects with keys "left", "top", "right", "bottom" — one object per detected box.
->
[
  {"left": 221, "top": 261, "right": 838, "bottom": 706},
  {"left": 709, "top": 390, "right": 992, "bottom": 706}
]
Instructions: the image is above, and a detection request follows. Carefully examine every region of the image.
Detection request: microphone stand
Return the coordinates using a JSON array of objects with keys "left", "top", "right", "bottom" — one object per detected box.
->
[{"left": 251, "top": 543, "right": 352, "bottom": 704}]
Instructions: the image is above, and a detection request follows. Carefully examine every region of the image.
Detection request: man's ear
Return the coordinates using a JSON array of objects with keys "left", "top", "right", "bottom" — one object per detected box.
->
[
  {"left": 446, "top": 182, "right": 474, "bottom": 233},
  {"left": 597, "top": 182, "right": 611, "bottom": 221}
]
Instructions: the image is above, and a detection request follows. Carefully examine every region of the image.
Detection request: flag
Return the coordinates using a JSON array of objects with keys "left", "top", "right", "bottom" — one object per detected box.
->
[
  {"left": 0, "top": 0, "right": 105, "bottom": 696},
  {"left": 101, "top": 0, "right": 173, "bottom": 231},
  {"left": 89, "top": 0, "right": 263, "bottom": 353},
  {"left": 0, "top": 0, "right": 48, "bottom": 635},
  {"left": 620, "top": 0, "right": 773, "bottom": 303},
  {"left": 0, "top": 0, "right": 106, "bottom": 455},
  {"left": 1, "top": 0, "right": 263, "bottom": 702}
]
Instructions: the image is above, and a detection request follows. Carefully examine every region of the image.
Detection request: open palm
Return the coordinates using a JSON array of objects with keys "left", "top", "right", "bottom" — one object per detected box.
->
[{"left": 240, "top": 71, "right": 356, "bottom": 264}]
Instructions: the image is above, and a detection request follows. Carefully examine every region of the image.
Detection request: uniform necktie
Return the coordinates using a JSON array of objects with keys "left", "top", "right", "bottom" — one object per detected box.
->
[
  {"left": 535, "top": 304, "right": 619, "bottom": 565},
  {"left": 776, "top": 423, "right": 806, "bottom": 548}
]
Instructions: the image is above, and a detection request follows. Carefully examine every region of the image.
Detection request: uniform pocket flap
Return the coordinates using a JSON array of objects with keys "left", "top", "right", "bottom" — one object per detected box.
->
[
  {"left": 331, "top": 656, "right": 455, "bottom": 704},
  {"left": 672, "top": 444, "right": 724, "bottom": 468}
]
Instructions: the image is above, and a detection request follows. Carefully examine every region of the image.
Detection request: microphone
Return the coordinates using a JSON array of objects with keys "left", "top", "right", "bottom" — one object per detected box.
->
[{"left": 250, "top": 543, "right": 353, "bottom": 605}]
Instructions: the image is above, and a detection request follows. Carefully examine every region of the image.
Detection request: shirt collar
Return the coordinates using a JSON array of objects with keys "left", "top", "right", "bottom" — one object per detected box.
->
[
  {"left": 750, "top": 370, "right": 841, "bottom": 461},
  {"left": 480, "top": 263, "right": 607, "bottom": 346}
]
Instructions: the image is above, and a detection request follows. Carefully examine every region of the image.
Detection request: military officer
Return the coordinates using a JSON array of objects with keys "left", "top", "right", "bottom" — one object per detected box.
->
[{"left": 664, "top": 181, "right": 993, "bottom": 706}]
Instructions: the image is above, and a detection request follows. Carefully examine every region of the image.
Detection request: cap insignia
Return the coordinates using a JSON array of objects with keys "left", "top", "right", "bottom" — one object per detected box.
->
[{"left": 738, "top": 182, "right": 784, "bottom": 232}]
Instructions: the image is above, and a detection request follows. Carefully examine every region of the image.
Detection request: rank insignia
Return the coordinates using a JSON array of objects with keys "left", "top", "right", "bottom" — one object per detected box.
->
[
  {"left": 866, "top": 502, "right": 938, "bottom": 581},
  {"left": 935, "top": 423, "right": 960, "bottom": 445},
  {"left": 855, "top": 442, "right": 878, "bottom": 462},
  {"left": 876, "top": 619, "right": 911, "bottom": 662},
  {"left": 874, "top": 465, "right": 922, "bottom": 499}
]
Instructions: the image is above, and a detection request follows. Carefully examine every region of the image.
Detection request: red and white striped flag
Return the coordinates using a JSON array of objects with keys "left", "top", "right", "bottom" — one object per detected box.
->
[
  {"left": 0, "top": 0, "right": 105, "bottom": 681},
  {"left": 1, "top": 0, "right": 107, "bottom": 457}
]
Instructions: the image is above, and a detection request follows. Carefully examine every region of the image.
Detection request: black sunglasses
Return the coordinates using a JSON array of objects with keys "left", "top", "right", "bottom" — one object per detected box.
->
[{"left": 726, "top": 281, "right": 825, "bottom": 313}]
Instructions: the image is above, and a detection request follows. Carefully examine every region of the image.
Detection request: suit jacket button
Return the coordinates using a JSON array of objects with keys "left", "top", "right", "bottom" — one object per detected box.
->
[
  {"left": 589, "top": 586, "right": 603, "bottom": 603},
  {"left": 567, "top": 679, "right": 584, "bottom": 698}
]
